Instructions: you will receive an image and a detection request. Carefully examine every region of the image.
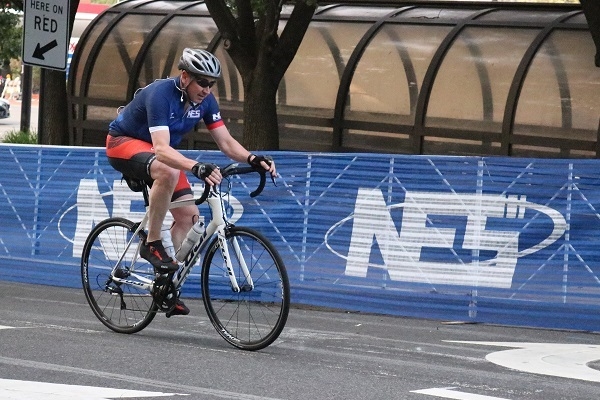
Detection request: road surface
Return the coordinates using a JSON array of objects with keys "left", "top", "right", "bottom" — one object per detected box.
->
[{"left": 1, "top": 281, "right": 600, "bottom": 400}]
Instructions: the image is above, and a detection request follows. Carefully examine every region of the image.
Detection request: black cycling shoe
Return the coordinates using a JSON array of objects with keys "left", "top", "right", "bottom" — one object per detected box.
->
[
  {"left": 166, "top": 299, "right": 190, "bottom": 318},
  {"left": 140, "top": 239, "right": 179, "bottom": 273}
]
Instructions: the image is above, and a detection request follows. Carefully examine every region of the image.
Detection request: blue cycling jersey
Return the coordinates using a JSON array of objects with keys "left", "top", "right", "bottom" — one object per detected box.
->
[{"left": 108, "top": 77, "right": 223, "bottom": 147}]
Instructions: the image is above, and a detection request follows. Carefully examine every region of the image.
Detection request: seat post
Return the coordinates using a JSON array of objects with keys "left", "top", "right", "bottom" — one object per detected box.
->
[{"left": 142, "top": 184, "right": 150, "bottom": 208}]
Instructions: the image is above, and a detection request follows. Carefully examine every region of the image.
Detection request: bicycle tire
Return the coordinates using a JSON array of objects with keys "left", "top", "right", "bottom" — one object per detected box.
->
[
  {"left": 81, "top": 217, "right": 158, "bottom": 334},
  {"left": 201, "top": 226, "right": 290, "bottom": 350}
]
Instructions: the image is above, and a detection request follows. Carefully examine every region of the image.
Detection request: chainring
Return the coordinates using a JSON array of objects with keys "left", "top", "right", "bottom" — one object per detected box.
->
[{"left": 152, "top": 274, "right": 178, "bottom": 312}]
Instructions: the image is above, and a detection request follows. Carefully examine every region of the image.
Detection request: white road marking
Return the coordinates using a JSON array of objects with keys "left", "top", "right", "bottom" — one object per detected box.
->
[
  {"left": 448, "top": 341, "right": 600, "bottom": 383},
  {"left": 411, "top": 387, "right": 511, "bottom": 400},
  {"left": 0, "top": 325, "right": 16, "bottom": 330},
  {"left": 0, "top": 378, "right": 187, "bottom": 399},
  {"left": 0, "top": 356, "right": 284, "bottom": 400}
]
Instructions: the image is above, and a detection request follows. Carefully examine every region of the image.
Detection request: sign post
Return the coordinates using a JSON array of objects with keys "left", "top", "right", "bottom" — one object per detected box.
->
[{"left": 22, "top": 0, "right": 71, "bottom": 70}]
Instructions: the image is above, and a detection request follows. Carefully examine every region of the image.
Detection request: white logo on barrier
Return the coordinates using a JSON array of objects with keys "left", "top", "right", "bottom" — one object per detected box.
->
[
  {"left": 325, "top": 189, "right": 566, "bottom": 288},
  {"left": 70, "top": 179, "right": 243, "bottom": 258}
]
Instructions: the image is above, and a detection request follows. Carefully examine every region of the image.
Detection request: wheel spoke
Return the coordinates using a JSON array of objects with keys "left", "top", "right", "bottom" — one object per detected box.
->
[
  {"left": 81, "top": 218, "right": 157, "bottom": 334},
  {"left": 202, "top": 227, "right": 289, "bottom": 350}
]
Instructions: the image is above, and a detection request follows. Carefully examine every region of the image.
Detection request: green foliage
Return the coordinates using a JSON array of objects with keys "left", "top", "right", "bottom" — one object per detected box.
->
[
  {"left": 0, "top": 6, "right": 22, "bottom": 63},
  {"left": 250, "top": 0, "right": 267, "bottom": 16},
  {"left": 1, "top": 129, "right": 38, "bottom": 144}
]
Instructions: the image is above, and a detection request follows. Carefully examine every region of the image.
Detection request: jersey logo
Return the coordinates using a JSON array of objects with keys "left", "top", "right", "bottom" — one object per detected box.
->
[
  {"left": 212, "top": 112, "right": 221, "bottom": 121},
  {"left": 187, "top": 110, "right": 202, "bottom": 118}
]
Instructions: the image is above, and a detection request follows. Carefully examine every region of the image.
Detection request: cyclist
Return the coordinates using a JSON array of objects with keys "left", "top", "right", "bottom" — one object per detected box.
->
[{"left": 105, "top": 48, "right": 276, "bottom": 316}]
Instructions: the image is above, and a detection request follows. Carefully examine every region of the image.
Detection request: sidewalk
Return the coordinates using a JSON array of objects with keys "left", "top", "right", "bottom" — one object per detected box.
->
[{"left": 7, "top": 93, "right": 39, "bottom": 106}]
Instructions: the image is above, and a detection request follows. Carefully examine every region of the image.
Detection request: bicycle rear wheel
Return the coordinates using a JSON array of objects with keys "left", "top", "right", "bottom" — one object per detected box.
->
[
  {"left": 81, "top": 217, "right": 158, "bottom": 334},
  {"left": 201, "top": 226, "right": 290, "bottom": 350}
]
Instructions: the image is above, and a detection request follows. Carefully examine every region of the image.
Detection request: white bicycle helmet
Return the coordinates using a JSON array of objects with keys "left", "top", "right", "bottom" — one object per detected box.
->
[{"left": 178, "top": 48, "right": 221, "bottom": 79}]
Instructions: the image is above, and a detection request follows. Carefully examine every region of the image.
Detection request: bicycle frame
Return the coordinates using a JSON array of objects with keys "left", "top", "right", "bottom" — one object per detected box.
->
[{"left": 110, "top": 185, "right": 254, "bottom": 295}]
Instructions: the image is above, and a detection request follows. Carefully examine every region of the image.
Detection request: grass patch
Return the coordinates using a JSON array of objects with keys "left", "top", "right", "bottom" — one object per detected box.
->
[{"left": 1, "top": 129, "right": 38, "bottom": 144}]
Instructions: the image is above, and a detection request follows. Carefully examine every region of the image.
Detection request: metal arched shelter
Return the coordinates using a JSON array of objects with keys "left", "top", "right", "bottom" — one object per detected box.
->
[{"left": 67, "top": 0, "right": 600, "bottom": 158}]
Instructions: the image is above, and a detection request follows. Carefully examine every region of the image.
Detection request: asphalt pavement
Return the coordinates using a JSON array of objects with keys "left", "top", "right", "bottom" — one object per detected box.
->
[{"left": 1, "top": 281, "right": 600, "bottom": 400}]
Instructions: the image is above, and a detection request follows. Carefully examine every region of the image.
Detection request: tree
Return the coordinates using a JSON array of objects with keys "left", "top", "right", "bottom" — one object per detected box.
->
[
  {"left": 0, "top": 2, "right": 22, "bottom": 78},
  {"left": 204, "top": 0, "right": 317, "bottom": 150}
]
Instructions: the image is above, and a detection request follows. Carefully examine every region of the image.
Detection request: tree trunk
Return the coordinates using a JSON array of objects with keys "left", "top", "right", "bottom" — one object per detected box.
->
[
  {"left": 580, "top": 0, "right": 600, "bottom": 67},
  {"left": 39, "top": 69, "right": 69, "bottom": 145},
  {"left": 204, "top": 0, "right": 315, "bottom": 150},
  {"left": 242, "top": 71, "right": 280, "bottom": 150}
]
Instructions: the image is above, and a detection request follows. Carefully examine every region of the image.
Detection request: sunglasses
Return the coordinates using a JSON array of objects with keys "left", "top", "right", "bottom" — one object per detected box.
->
[{"left": 196, "top": 77, "right": 216, "bottom": 88}]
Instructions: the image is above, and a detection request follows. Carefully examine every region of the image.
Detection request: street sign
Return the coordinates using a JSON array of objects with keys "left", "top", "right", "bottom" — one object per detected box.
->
[{"left": 22, "top": 0, "right": 71, "bottom": 70}]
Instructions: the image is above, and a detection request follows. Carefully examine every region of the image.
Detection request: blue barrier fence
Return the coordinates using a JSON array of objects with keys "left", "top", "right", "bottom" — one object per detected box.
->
[{"left": 2, "top": 144, "right": 600, "bottom": 331}]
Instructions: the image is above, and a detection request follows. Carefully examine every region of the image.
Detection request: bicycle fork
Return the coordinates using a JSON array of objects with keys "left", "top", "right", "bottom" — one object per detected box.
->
[
  {"left": 206, "top": 193, "right": 255, "bottom": 293},
  {"left": 216, "top": 229, "right": 254, "bottom": 292}
]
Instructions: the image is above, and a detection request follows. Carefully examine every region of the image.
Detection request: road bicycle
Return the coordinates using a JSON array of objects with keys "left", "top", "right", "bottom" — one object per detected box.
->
[{"left": 80, "top": 163, "right": 290, "bottom": 351}]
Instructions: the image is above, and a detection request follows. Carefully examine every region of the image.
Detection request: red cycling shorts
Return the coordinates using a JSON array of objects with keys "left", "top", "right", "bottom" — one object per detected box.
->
[{"left": 106, "top": 134, "right": 193, "bottom": 201}]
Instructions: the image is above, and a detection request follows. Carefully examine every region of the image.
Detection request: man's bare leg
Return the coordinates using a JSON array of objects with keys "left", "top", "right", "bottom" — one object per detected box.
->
[{"left": 146, "top": 161, "right": 179, "bottom": 243}]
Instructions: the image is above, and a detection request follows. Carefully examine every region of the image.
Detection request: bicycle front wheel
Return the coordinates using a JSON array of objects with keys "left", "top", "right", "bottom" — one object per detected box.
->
[
  {"left": 81, "top": 217, "right": 157, "bottom": 334},
  {"left": 201, "top": 226, "right": 290, "bottom": 350}
]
